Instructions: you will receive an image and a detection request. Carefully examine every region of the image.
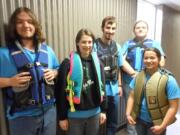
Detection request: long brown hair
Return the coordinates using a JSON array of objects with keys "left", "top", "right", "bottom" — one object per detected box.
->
[{"left": 6, "top": 7, "right": 45, "bottom": 45}]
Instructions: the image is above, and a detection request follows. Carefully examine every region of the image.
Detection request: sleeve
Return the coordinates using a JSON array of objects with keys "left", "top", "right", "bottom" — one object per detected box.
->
[
  {"left": 47, "top": 46, "right": 60, "bottom": 69},
  {"left": 54, "top": 58, "right": 70, "bottom": 120},
  {"left": 117, "top": 43, "right": 124, "bottom": 67},
  {"left": 129, "top": 78, "right": 136, "bottom": 90},
  {"left": 0, "top": 48, "right": 4, "bottom": 76},
  {"left": 166, "top": 75, "right": 180, "bottom": 100},
  {"left": 100, "top": 62, "right": 107, "bottom": 112}
]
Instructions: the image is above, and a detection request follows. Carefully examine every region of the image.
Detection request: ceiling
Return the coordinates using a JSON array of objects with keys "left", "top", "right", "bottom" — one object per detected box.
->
[{"left": 145, "top": 0, "right": 180, "bottom": 11}]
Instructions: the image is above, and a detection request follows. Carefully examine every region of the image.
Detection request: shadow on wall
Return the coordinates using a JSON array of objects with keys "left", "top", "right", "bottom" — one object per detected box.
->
[{"left": 0, "top": 23, "right": 8, "bottom": 46}]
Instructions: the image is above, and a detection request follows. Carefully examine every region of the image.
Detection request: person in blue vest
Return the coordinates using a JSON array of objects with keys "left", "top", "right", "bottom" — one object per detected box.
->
[
  {"left": 0, "top": 7, "right": 59, "bottom": 135},
  {"left": 55, "top": 28, "right": 107, "bottom": 135},
  {"left": 121, "top": 20, "right": 166, "bottom": 135},
  {"left": 94, "top": 16, "right": 136, "bottom": 135},
  {"left": 126, "top": 48, "right": 180, "bottom": 135}
]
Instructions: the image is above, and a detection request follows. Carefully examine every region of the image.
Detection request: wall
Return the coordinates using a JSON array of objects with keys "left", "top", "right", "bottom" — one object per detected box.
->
[
  {"left": 0, "top": 0, "right": 137, "bottom": 134},
  {"left": 0, "top": 89, "right": 8, "bottom": 135},
  {"left": 0, "top": 0, "right": 137, "bottom": 60},
  {"left": 162, "top": 6, "right": 180, "bottom": 133},
  {"left": 161, "top": 5, "right": 180, "bottom": 84}
]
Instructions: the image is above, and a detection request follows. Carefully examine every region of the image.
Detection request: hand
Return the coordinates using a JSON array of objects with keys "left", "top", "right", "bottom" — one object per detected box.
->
[
  {"left": 150, "top": 125, "right": 166, "bottom": 135},
  {"left": 59, "top": 120, "right": 69, "bottom": 131},
  {"left": 118, "top": 86, "right": 123, "bottom": 97},
  {"left": 99, "top": 113, "right": 106, "bottom": 125},
  {"left": 126, "top": 115, "right": 136, "bottom": 125},
  {"left": 131, "top": 71, "right": 138, "bottom": 78},
  {"left": 44, "top": 69, "right": 57, "bottom": 82},
  {"left": 10, "top": 72, "right": 31, "bottom": 88}
]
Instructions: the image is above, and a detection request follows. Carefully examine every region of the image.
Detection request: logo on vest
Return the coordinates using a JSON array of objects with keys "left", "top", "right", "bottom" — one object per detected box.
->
[{"left": 148, "top": 96, "right": 156, "bottom": 104}]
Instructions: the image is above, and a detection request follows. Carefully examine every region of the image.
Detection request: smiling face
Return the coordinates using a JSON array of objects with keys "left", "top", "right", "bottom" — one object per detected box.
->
[
  {"left": 78, "top": 35, "right": 93, "bottom": 58},
  {"left": 143, "top": 50, "right": 160, "bottom": 73},
  {"left": 134, "top": 21, "right": 148, "bottom": 41},
  {"left": 102, "top": 22, "right": 116, "bottom": 41},
  {"left": 15, "top": 11, "right": 35, "bottom": 40}
]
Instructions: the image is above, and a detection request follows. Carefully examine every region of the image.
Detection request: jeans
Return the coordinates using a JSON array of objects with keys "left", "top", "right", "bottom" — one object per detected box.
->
[
  {"left": 9, "top": 106, "right": 56, "bottom": 135},
  {"left": 106, "top": 95, "right": 119, "bottom": 135},
  {"left": 67, "top": 114, "right": 100, "bottom": 135},
  {"left": 136, "top": 119, "right": 166, "bottom": 135},
  {"left": 123, "top": 82, "right": 137, "bottom": 135}
]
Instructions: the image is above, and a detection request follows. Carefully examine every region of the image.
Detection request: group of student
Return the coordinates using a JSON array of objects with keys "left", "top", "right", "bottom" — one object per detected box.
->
[{"left": 0, "top": 7, "right": 180, "bottom": 135}]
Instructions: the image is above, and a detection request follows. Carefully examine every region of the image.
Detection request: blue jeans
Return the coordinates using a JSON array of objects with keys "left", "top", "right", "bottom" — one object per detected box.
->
[
  {"left": 123, "top": 82, "right": 137, "bottom": 135},
  {"left": 67, "top": 114, "right": 100, "bottom": 135},
  {"left": 8, "top": 106, "right": 56, "bottom": 135},
  {"left": 136, "top": 119, "right": 166, "bottom": 135},
  {"left": 106, "top": 95, "right": 119, "bottom": 135}
]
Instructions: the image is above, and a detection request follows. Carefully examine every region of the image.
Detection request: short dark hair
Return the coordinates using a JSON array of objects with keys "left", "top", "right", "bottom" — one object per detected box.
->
[
  {"left": 75, "top": 28, "right": 95, "bottom": 53},
  {"left": 101, "top": 16, "right": 116, "bottom": 29},
  {"left": 6, "top": 7, "right": 45, "bottom": 45}
]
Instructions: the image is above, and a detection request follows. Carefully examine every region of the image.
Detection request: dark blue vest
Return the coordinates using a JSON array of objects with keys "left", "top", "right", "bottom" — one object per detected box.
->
[
  {"left": 126, "top": 39, "right": 153, "bottom": 71},
  {"left": 6, "top": 42, "right": 55, "bottom": 113},
  {"left": 95, "top": 38, "right": 118, "bottom": 81}
]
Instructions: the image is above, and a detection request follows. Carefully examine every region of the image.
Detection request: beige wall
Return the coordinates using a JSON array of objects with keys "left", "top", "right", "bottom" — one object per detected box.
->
[
  {"left": 0, "top": 0, "right": 138, "bottom": 133},
  {"left": 0, "top": 0, "right": 137, "bottom": 60},
  {"left": 161, "top": 6, "right": 180, "bottom": 84}
]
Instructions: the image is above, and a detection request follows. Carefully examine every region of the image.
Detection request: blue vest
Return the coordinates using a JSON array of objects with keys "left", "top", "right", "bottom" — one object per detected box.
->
[
  {"left": 66, "top": 52, "right": 104, "bottom": 105},
  {"left": 7, "top": 41, "right": 55, "bottom": 113},
  {"left": 126, "top": 39, "right": 153, "bottom": 71}
]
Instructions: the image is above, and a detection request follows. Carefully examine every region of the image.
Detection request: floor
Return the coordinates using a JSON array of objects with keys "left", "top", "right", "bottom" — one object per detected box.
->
[
  {"left": 166, "top": 107, "right": 180, "bottom": 135},
  {"left": 116, "top": 103, "right": 180, "bottom": 135}
]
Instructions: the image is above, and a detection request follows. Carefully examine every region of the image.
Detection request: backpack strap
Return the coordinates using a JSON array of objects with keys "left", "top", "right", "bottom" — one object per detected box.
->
[{"left": 66, "top": 51, "right": 76, "bottom": 112}]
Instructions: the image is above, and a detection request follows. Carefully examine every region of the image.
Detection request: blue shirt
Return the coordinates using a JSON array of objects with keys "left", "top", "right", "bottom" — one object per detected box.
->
[
  {"left": 68, "top": 107, "right": 100, "bottom": 118},
  {"left": 94, "top": 42, "right": 123, "bottom": 96},
  {"left": 130, "top": 71, "right": 180, "bottom": 123},
  {"left": 122, "top": 39, "right": 165, "bottom": 84},
  {"left": 0, "top": 45, "right": 60, "bottom": 119}
]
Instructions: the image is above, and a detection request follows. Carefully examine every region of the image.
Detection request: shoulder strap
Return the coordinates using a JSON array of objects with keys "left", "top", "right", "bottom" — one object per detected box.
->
[
  {"left": 111, "top": 40, "right": 118, "bottom": 55},
  {"left": 8, "top": 42, "right": 49, "bottom": 70},
  {"left": 8, "top": 42, "right": 31, "bottom": 70},
  {"left": 134, "top": 71, "right": 146, "bottom": 105},
  {"left": 160, "top": 68, "right": 174, "bottom": 77},
  {"left": 36, "top": 43, "right": 48, "bottom": 67}
]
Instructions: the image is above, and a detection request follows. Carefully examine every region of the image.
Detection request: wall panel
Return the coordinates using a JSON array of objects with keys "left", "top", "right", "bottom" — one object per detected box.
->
[
  {"left": 161, "top": 5, "right": 180, "bottom": 84},
  {"left": 0, "top": 0, "right": 137, "bottom": 60},
  {"left": 0, "top": 0, "right": 137, "bottom": 133}
]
